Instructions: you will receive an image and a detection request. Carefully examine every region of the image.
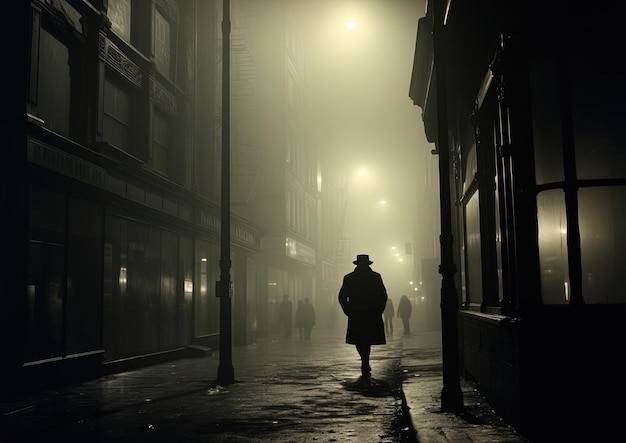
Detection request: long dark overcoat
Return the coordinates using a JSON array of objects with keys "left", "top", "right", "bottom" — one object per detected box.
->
[{"left": 338, "top": 266, "right": 388, "bottom": 345}]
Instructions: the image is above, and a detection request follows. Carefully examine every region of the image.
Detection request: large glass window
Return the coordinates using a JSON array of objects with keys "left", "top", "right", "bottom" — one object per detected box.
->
[
  {"left": 26, "top": 186, "right": 66, "bottom": 362},
  {"left": 570, "top": 62, "right": 626, "bottom": 181},
  {"left": 194, "top": 240, "right": 220, "bottom": 336},
  {"left": 464, "top": 191, "right": 482, "bottom": 305},
  {"left": 66, "top": 198, "right": 103, "bottom": 355},
  {"left": 246, "top": 257, "right": 257, "bottom": 331},
  {"left": 124, "top": 222, "right": 161, "bottom": 355},
  {"left": 160, "top": 231, "right": 178, "bottom": 347},
  {"left": 529, "top": 56, "right": 564, "bottom": 185},
  {"left": 180, "top": 236, "right": 194, "bottom": 343},
  {"left": 103, "top": 217, "right": 186, "bottom": 359},
  {"left": 579, "top": 186, "right": 626, "bottom": 303},
  {"left": 537, "top": 190, "right": 569, "bottom": 304}
]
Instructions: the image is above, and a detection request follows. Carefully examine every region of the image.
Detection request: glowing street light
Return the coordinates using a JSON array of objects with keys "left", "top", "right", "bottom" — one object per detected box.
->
[{"left": 347, "top": 21, "right": 358, "bottom": 31}]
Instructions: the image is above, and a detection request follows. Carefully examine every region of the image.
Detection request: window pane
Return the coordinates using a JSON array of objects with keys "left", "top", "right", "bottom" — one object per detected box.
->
[
  {"left": 530, "top": 56, "right": 564, "bottom": 185},
  {"left": 122, "top": 221, "right": 161, "bottom": 356},
  {"left": 465, "top": 191, "right": 482, "bottom": 304},
  {"left": 38, "top": 29, "right": 70, "bottom": 137},
  {"left": 25, "top": 241, "right": 64, "bottom": 361},
  {"left": 154, "top": 8, "right": 171, "bottom": 77},
  {"left": 103, "top": 79, "right": 129, "bottom": 150},
  {"left": 160, "top": 231, "right": 178, "bottom": 347},
  {"left": 180, "top": 236, "right": 194, "bottom": 343},
  {"left": 571, "top": 62, "right": 626, "bottom": 180},
  {"left": 66, "top": 198, "right": 103, "bottom": 354},
  {"left": 579, "top": 186, "right": 626, "bottom": 303},
  {"left": 195, "top": 240, "right": 219, "bottom": 336},
  {"left": 107, "top": 0, "right": 132, "bottom": 42},
  {"left": 247, "top": 257, "right": 257, "bottom": 331},
  {"left": 537, "top": 190, "right": 569, "bottom": 304},
  {"left": 104, "top": 80, "right": 129, "bottom": 123}
]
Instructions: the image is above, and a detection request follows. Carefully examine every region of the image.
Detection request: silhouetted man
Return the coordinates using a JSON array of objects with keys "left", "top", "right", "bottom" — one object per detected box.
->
[
  {"left": 301, "top": 297, "right": 316, "bottom": 340},
  {"left": 278, "top": 294, "right": 293, "bottom": 337},
  {"left": 338, "top": 254, "right": 388, "bottom": 377},
  {"left": 397, "top": 294, "right": 412, "bottom": 336}
]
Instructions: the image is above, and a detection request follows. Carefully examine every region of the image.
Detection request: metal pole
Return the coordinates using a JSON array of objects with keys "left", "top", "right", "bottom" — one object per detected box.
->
[
  {"left": 433, "top": 0, "right": 463, "bottom": 412},
  {"left": 217, "top": 0, "right": 234, "bottom": 385}
]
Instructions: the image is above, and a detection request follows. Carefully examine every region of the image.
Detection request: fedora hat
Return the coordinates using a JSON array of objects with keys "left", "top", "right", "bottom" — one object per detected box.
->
[{"left": 353, "top": 254, "right": 373, "bottom": 265}]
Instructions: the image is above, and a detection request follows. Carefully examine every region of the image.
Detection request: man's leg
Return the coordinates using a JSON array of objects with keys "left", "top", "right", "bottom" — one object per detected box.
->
[{"left": 355, "top": 344, "right": 371, "bottom": 376}]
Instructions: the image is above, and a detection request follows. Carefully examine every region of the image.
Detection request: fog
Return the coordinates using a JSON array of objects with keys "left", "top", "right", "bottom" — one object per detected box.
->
[
  {"left": 302, "top": 0, "right": 430, "bottom": 296},
  {"left": 236, "top": 0, "right": 432, "bottom": 298}
]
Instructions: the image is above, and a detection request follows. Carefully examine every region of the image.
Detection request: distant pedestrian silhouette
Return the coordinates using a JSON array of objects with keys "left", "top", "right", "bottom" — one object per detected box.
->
[
  {"left": 338, "top": 254, "right": 388, "bottom": 377},
  {"left": 397, "top": 295, "right": 412, "bottom": 336},
  {"left": 301, "top": 297, "right": 316, "bottom": 340},
  {"left": 278, "top": 294, "right": 293, "bottom": 337},
  {"left": 383, "top": 298, "right": 395, "bottom": 334},
  {"left": 295, "top": 300, "right": 305, "bottom": 339}
]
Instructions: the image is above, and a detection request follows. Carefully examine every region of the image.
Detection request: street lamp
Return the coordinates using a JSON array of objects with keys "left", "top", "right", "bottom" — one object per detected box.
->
[
  {"left": 433, "top": 0, "right": 463, "bottom": 412},
  {"left": 217, "top": 0, "right": 234, "bottom": 386}
]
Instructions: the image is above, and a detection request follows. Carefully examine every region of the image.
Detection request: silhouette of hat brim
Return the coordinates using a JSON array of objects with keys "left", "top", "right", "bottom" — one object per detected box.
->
[{"left": 353, "top": 255, "right": 373, "bottom": 265}]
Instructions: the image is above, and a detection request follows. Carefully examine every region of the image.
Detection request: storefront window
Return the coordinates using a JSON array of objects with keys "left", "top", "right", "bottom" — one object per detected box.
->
[
  {"left": 579, "top": 186, "right": 626, "bottom": 303},
  {"left": 160, "top": 231, "right": 178, "bottom": 347},
  {"left": 465, "top": 191, "right": 482, "bottom": 305},
  {"left": 530, "top": 56, "right": 564, "bottom": 186},
  {"left": 195, "top": 240, "right": 220, "bottom": 336},
  {"left": 66, "top": 198, "right": 103, "bottom": 355},
  {"left": 25, "top": 186, "right": 66, "bottom": 362},
  {"left": 537, "top": 190, "right": 569, "bottom": 304}
]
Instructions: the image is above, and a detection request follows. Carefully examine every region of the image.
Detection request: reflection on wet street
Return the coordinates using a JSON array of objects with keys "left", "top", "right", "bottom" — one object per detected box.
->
[{"left": 1, "top": 328, "right": 418, "bottom": 442}]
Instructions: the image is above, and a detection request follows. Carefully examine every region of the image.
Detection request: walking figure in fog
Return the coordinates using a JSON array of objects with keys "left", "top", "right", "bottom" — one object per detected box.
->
[
  {"left": 295, "top": 300, "right": 305, "bottom": 339},
  {"left": 397, "top": 294, "right": 412, "bottom": 336},
  {"left": 384, "top": 297, "right": 395, "bottom": 334},
  {"left": 338, "top": 254, "right": 388, "bottom": 377},
  {"left": 278, "top": 294, "right": 293, "bottom": 337},
  {"left": 301, "top": 297, "right": 316, "bottom": 340}
]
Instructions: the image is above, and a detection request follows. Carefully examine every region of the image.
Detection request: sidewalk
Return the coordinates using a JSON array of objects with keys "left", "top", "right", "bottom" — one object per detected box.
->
[
  {"left": 0, "top": 329, "right": 530, "bottom": 442},
  {"left": 400, "top": 332, "right": 530, "bottom": 443}
]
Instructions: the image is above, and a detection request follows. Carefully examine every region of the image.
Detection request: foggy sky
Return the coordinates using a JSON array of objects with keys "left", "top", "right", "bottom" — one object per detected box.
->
[
  {"left": 245, "top": 0, "right": 431, "bottom": 296},
  {"left": 297, "top": 0, "right": 428, "bottom": 293}
]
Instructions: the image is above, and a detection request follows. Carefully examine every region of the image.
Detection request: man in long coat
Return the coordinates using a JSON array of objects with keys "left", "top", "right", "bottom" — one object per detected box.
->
[{"left": 338, "top": 254, "right": 388, "bottom": 377}]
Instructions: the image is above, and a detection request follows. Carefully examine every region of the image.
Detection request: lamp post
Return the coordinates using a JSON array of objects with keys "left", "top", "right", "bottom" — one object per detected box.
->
[
  {"left": 433, "top": 0, "right": 463, "bottom": 412},
  {"left": 217, "top": 0, "right": 234, "bottom": 386}
]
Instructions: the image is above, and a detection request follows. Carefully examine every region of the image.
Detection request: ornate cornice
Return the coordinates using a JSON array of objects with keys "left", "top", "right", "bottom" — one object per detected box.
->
[
  {"left": 99, "top": 34, "right": 142, "bottom": 88},
  {"left": 149, "top": 76, "right": 177, "bottom": 115}
]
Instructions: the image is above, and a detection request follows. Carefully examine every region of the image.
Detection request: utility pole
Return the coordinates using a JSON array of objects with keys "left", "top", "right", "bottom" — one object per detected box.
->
[
  {"left": 217, "top": 0, "right": 234, "bottom": 386},
  {"left": 432, "top": 0, "right": 464, "bottom": 412}
]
